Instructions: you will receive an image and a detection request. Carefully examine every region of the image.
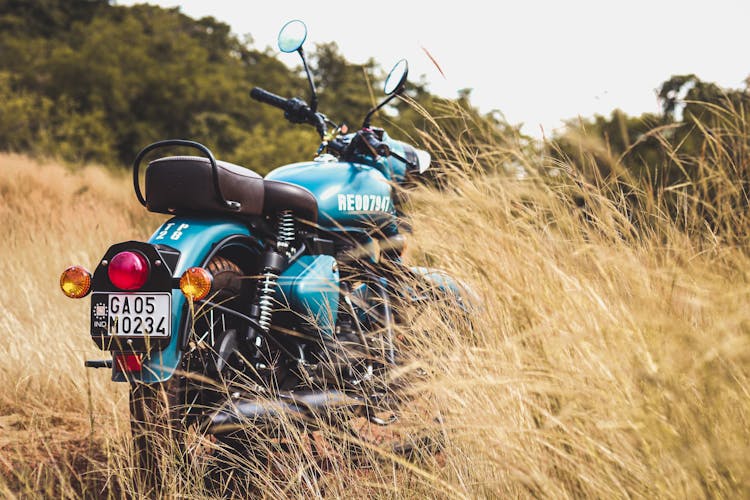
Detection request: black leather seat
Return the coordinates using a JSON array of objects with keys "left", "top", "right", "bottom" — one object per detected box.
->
[{"left": 264, "top": 179, "right": 318, "bottom": 223}]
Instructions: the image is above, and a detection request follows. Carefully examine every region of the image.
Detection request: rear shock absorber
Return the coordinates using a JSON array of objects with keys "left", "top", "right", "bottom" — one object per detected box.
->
[
  {"left": 252, "top": 210, "right": 296, "bottom": 333},
  {"left": 276, "top": 209, "right": 295, "bottom": 256},
  {"left": 257, "top": 269, "right": 278, "bottom": 332}
]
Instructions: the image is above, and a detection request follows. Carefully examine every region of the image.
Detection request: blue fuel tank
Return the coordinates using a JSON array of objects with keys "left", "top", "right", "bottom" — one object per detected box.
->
[{"left": 265, "top": 159, "right": 396, "bottom": 229}]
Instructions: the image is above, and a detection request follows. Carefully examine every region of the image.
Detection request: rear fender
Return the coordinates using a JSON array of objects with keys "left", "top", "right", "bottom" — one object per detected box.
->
[{"left": 112, "top": 217, "right": 256, "bottom": 383}]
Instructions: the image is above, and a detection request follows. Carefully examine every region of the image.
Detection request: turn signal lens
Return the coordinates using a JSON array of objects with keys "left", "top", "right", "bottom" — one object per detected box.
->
[
  {"left": 60, "top": 266, "right": 92, "bottom": 298},
  {"left": 108, "top": 251, "right": 150, "bottom": 291},
  {"left": 180, "top": 267, "right": 213, "bottom": 301}
]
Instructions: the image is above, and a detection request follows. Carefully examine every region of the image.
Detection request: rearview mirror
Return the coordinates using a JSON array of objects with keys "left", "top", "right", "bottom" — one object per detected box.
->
[
  {"left": 383, "top": 59, "right": 408, "bottom": 95},
  {"left": 278, "top": 19, "right": 307, "bottom": 53},
  {"left": 363, "top": 59, "right": 410, "bottom": 128}
]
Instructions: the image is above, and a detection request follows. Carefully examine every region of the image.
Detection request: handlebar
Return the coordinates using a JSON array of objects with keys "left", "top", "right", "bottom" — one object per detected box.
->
[
  {"left": 342, "top": 128, "right": 417, "bottom": 170},
  {"left": 357, "top": 129, "right": 390, "bottom": 157},
  {"left": 250, "top": 87, "right": 289, "bottom": 110},
  {"left": 250, "top": 87, "right": 418, "bottom": 171},
  {"left": 251, "top": 87, "right": 326, "bottom": 137}
]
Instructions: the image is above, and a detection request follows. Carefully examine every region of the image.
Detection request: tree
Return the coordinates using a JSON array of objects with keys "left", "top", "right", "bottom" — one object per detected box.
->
[{"left": 551, "top": 74, "right": 750, "bottom": 241}]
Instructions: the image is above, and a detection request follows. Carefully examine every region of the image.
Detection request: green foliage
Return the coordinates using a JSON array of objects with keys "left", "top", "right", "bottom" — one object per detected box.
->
[
  {"left": 0, "top": 0, "right": 523, "bottom": 174},
  {"left": 551, "top": 75, "right": 750, "bottom": 242},
  {"left": 310, "top": 42, "right": 378, "bottom": 126},
  {"left": 0, "top": 2, "right": 349, "bottom": 170}
]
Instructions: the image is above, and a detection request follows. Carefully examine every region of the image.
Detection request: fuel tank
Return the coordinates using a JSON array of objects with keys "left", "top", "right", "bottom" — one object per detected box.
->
[{"left": 265, "top": 159, "right": 396, "bottom": 229}]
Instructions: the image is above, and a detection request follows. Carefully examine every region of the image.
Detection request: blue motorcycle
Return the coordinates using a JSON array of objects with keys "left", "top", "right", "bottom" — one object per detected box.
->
[{"left": 60, "top": 20, "right": 469, "bottom": 458}]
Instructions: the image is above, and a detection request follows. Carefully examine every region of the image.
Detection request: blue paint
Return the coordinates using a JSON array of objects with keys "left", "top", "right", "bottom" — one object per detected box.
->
[
  {"left": 114, "top": 217, "right": 253, "bottom": 383},
  {"left": 277, "top": 255, "right": 339, "bottom": 337},
  {"left": 265, "top": 159, "right": 396, "bottom": 230}
]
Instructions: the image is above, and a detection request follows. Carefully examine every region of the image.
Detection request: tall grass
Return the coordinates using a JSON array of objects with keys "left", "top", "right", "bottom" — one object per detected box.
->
[
  {"left": 0, "top": 99, "right": 748, "bottom": 498},
  {"left": 0, "top": 155, "right": 163, "bottom": 496}
]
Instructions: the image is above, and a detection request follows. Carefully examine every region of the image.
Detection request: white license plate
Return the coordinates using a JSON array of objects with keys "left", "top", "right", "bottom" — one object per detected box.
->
[{"left": 93, "top": 293, "right": 171, "bottom": 337}]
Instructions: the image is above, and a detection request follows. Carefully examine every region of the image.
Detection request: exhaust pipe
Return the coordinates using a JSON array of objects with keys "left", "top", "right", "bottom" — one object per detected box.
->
[{"left": 207, "top": 390, "right": 364, "bottom": 434}]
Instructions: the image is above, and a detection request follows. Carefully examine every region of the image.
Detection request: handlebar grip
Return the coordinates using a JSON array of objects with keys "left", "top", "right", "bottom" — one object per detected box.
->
[{"left": 250, "top": 87, "right": 290, "bottom": 111}]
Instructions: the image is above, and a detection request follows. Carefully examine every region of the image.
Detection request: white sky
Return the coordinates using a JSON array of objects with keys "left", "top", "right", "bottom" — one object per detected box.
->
[{"left": 118, "top": 0, "right": 750, "bottom": 137}]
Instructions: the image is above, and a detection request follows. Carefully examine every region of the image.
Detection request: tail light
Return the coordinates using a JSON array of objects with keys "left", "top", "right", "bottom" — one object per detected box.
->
[
  {"left": 114, "top": 353, "right": 143, "bottom": 372},
  {"left": 60, "top": 266, "right": 92, "bottom": 298},
  {"left": 108, "top": 251, "right": 150, "bottom": 290}
]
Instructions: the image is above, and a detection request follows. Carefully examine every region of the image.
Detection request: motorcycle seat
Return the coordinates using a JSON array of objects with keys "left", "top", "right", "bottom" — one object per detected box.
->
[
  {"left": 146, "top": 156, "right": 265, "bottom": 217},
  {"left": 145, "top": 156, "right": 318, "bottom": 223},
  {"left": 264, "top": 179, "right": 318, "bottom": 223}
]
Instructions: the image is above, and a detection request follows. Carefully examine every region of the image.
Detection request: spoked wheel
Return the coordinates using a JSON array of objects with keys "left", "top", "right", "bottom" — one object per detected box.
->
[
  {"left": 348, "top": 275, "right": 399, "bottom": 405},
  {"left": 318, "top": 266, "right": 453, "bottom": 467},
  {"left": 129, "top": 256, "right": 246, "bottom": 492},
  {"left": 306, "top": 271, "right": 403, "bottom": 467}
]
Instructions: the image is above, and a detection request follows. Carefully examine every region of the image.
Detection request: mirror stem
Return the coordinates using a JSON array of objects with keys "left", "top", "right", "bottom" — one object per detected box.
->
[
  {"left": 298, "top": 47, "right": 318, "bottom": 113},
  {"left": 363, "top": 93, "right": 399, "bottom": 128}
]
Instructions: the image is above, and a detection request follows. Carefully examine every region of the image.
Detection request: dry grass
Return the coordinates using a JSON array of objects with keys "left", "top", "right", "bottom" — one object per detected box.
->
[
  {"left": 0, "top": 155, "right": 164, "bottom": 496},
  {"left": 0, "top": 104, "right": 749, "bottom": 499}
]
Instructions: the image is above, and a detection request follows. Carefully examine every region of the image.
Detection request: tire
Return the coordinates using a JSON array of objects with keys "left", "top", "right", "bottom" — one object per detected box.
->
[
  {"left": 331, "top": 272, "right": 399, "bottom": 415},
  {"left": 129, "top": 255, "right": 244, "bottom": 491}
]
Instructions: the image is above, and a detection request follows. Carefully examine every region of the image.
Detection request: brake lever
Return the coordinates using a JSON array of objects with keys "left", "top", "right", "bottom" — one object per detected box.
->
[
  {"left": 388, "top": 150, "right": 418, "bottom": 170},
  {"left": 357, "top": 129, "right": 387, "bottom": 158}
]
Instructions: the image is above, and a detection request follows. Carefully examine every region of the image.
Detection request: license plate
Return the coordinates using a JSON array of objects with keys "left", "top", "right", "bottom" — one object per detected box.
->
[{"left": 91, "top": 293, "right": 171, "bottom": 337}]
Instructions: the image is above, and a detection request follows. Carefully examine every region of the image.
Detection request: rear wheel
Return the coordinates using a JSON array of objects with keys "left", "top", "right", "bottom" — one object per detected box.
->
[{"left": 129, "top": 255, "right": 245, "bottom": 491}]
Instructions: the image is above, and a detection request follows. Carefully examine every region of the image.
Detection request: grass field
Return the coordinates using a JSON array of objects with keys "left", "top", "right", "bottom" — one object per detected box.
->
[{"left": 0, "top": 111, "right": 748, "bottom": 498}]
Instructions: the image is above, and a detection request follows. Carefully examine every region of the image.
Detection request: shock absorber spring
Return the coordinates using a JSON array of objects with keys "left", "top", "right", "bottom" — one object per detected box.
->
[
  {"left": 257, "top": 270, "right": 278, "bottom": 332},
  {"left": 252, "top": 210, "right": 294, "bottom": 334},
  {"left": 276, "top": 209, "right": 295, "bottom": 255}
]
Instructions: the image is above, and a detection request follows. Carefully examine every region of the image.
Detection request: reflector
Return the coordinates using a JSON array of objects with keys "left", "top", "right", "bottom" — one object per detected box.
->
[
  {"left": 60, "top": 266, "right": 92, "bottom": 298},
  {"left": 180, "top": 267, "right": 213, "bottom": 301},
  {"left": 114, "top": 353, "right": 143, "bottom": 372},
  {"left": 108, "top": 251, "right": 150, "bottom": 290}
]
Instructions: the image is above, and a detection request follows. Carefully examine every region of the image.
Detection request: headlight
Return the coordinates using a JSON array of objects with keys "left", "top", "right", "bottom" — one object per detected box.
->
[{"left": 414, "top": 148, "right": 431, "bottom": 173}]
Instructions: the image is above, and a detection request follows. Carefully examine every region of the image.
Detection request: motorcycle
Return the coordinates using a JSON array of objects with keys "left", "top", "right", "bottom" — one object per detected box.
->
[{"left": 59, "top": 19, "right": 471, "bottom": 469}]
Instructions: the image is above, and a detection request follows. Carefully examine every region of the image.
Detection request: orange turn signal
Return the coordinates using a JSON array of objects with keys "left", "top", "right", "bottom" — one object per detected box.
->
[
  {"left": 179, "top": 267, "right": 213, "bottom": 301},
  {"left": 60, "top": 266, "right": 92, "bottom": 298}
]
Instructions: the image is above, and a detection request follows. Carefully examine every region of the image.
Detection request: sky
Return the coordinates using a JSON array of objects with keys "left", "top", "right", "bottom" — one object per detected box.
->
[{"left": 118, "top": 0, "right": 750, "bottom": 137}]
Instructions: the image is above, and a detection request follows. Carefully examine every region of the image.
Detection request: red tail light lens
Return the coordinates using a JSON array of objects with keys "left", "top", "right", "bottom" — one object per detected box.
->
[
  {"left": 114, "top": 353, "right": 143, "bottom": 372},
  {"left": 108, "top": 251, "right": 150, "bottom": 290}
]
